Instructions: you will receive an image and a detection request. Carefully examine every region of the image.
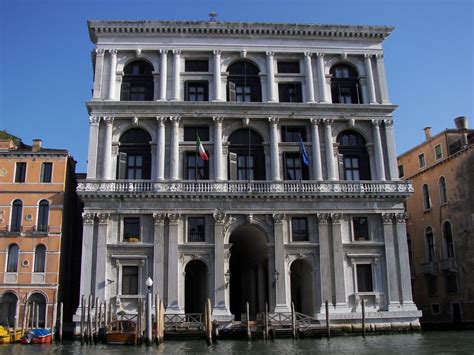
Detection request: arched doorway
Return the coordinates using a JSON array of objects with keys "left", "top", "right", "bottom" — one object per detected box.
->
[
  {"left": 228, "top": 128, "right": 266, "bottom": 180},
  {"left": 290, "top": 260, "right": 314, "bottom": 315},
  {"left": 184, "top": 260, "right": 208, "bottom": 314},
  {"left": 227, "top": 61, "right": 261, "bottom": 102},
  {"left": 117, "top": 128, "right": 152, "bottom": 180},
  {"left": 28, "top": 293, "right": 47, "bottom": 327},
  {"left": 229, "top": 225, "right": 268, "bottom": 320},
  {"left": 0, "top": 292, "right": 18, "bottom": 327}
]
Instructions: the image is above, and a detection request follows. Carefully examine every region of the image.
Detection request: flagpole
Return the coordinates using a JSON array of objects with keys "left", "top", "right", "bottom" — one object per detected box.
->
[{"left": 195, "top": 134, "right": 198, "bottom": 183}]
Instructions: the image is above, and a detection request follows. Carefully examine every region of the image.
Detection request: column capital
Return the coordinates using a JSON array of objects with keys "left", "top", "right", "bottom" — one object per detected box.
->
[
  {"left": 310, "top": 117, "right": 322, "bottom": 126},
  {"left": 395, "top": 213, "right": 408, "bottom": 224},
  {"left": 268, "top": 117, "right": 279, "bottom": 125},
  {"left": 213, "top": 116, "right": 224, "bottom": 124},
  {"left": 82, "top": 212, "right": 95, "bottom": 224},
  {"left": 89, "top": 115, "right": 100, "bottom": 125},
  {"left": 272, "top": 214, "right": 285, "bottom": 224},
  {"left": 153, "top": 213, "right": 166, "bottom": 225},
  {"left": 108, "top": 49, "right": 118, "bottom": 55},
  {"left": 316, "top": 52, "right": 325, "bottom": 58},
  {"left": 376, "top": 53, "right": 384, "bottom": 60},
  {"left": 266, "top": 51, "right": 274, "bottom": 57},
  {"left": 172, "top": 49, "right": 181, "bottom": 55},
  {"left": 371, "top": 119, "right": 382, "bottom": 127},
  {"left": 331, "top": 213, "right": 343, "bottom": 223},
  {"left": 213, "top": 211, "right": 227, "bottom": 225},
  {"left": 103, "top": 116, "right": 114, "bottom": 125},
  {"left": 384, "top": 119, "right": 394, "bottom": 127},
  {"left": 316, "top": 213, "right": 330, "bottom": 224},
  {"left": 213, "top": 50, "right": 222, "bottom": 56},
  {"left": 304, "top": 52, "right": 313, "bottom": 58},
  {"left": 97, "top": 213, "right": 110, "bottom": 224},
  {"left": 167, "top": 213, "right": 181, "bottom": 225},
  {"left": 159, "top": 49, "right": 168, "bottom": 55},
  {"left": 364, "top": 53, "right": 373, "bottom": 59},
  {"left": 323, "top": 118, "right": 334, "bottom": 126},
  {"left": 156, "top": 116, "right": 167, "bottom": 125},
  {"left": 169, "top": 116, "right": 181, "bottom": 125},
  {"left": 382, "top": 213, "right": 395, "bottom": 224},
  {"left": 95, "top": 48, "right": 105, "bottom": 56}
]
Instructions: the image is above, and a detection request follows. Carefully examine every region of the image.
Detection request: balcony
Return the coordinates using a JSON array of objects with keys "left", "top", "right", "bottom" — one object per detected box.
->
[
  {"left": 439, "top": 258, "right": 457, "bottom": 272},
  {"left": 420, "top": 261, "right": 438, "bottom": 275},
  {"left": 77, "top": 180, "right": 413, "bottom": 199}
]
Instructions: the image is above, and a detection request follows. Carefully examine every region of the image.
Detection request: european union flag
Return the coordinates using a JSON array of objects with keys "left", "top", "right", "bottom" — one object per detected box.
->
[{"left": 299, "top": 136, "right": 310, "bottom": 166}]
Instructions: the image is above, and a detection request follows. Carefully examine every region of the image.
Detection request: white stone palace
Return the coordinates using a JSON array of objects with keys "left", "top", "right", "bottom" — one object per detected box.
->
[{"left": 75, "top": 19, "right": 421, "bottom": 328}]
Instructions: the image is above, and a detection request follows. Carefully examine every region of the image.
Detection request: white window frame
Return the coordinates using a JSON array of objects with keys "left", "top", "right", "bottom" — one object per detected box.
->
[
  {"left": 418, "top": 153, "right": 426, "bottom": 168},
  {"left": 434, "top": 144, "right": 443, "bottom": 161}
]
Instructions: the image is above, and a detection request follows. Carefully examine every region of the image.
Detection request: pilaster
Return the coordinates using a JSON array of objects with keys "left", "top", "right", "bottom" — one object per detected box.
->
[
  {"left": 273, "top": 214, "right": 290, "bottom": 313},
  {"left": 316, "top": 52, "right": 330, "bottom": 103},
  {"left": 92, "top": 49, "right": 105, "bottom": 100},
  {"left": 372, "top": 119, "right": 386, "bottom": 181},
  {"left": 95, "top": 213, "right": 110, "bottom": 300},
  {"left": 213, "top": 50, "right": 222, "bottom": 101},
  {"left": 269, "top": 117, "right": 281, "bottom": 181},
  {"left": 172, "top": 49, "right": 181, "bottom": 101},
  {"left": 153, "top": 213, "right": 166, "bottom": 298},
  {"left": 107, "top": 49, "right": 117, "bottom": 100},
  {"left": 170, "top": 116, "right": 181, "bottom": 180},
  {"left": 159, "top": 49, "right": 168, "bottom": 101},
  {"left": 382, "top": 213, "right": 400, "bottom": 310},
  {"left": 86, "top": 116, "right": 100, "bottom": 179},
  {"left": 213, "top": 117, "right": 224, "bottom": 180},
  {"left": 304, "top": 52, "right": 315, "bottom": 103},
  {"left": 323, "top": 119, "right": 336, "bottom": 180},
  {"left": 156, "top": 116, "right": 166, "bottom": 180},
  {"left": 364, "top": 53, "right": 377, "bottom": 104},
  {"left": 79, "top": 212, "right": 95, "bottom": 299},
  {"left": 310, "top": 118, "right": 323, "bottom": 181},
  {"left": 384, "top": 119, "right": 399, "bottom": 180},
  {"left": 266, "top": 51, "right": 277, "bottom": 102},
  {"left": 331, "top": 213, "right": 349, "bottom": 311},
  {"left": 317, "top": 213, "right": 332, "bottom": 311},
  {"left": 166, "top": 213, "right": 182, "bottom": 313}
]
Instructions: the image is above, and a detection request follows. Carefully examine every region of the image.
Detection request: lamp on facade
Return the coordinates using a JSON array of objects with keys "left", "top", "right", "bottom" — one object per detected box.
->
[
  {"left": 273, "top": 270, "right": 279, "bottom": 287},
  {"left": 145, "top": 277, "right": 153, "bottom": 345},
  {"left": 225, "top": 270, "right": 231, "bottom": 288},
  {"left": 146, "top": 277, "right": 153, "bottom": 292}
]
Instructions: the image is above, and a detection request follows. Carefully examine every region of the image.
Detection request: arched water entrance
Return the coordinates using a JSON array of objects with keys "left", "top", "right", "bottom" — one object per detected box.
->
[
  {"left": 28, "top": 292, "right": 47, "bottom": 327},
  {"left": 290, "top": 259, "right": 314, "bottom": 315},
  {"left": 229, "top": 225, "right": 268, "bottom": 320},
  {"left": 0, "top": 292, "right": 18, "bottom": 326},
  {"left": 184, "top": 260, "right": 208, "bottom": 314}
]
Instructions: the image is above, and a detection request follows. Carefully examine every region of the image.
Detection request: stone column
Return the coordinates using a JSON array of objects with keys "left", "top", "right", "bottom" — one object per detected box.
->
[
  {"left": 213, "top": 50, "right": 222, "bottom": 101},
  {"left": 269, "top": 117, "right": 281, "bottom": 181},
  {"left": 382, "top": 213, "right": 400, "bottom": 310},
  {"left": 323, "top": 119, "right": 336, "bottom": 180},
  {"left": 153, "top": 213, "right": 166, "bottom": 298},
  {"left": 170, "top": 116, "right": 181, "bottom": 180},
  {"left": 376, "top": 54, "right": 390, "bottom": 103},
  {"left": 273, "top": 214, "right": 290, "bottom": 313},
  {"left": 172, "top": 49, "right": 181, "bottom": 101},
  {"left": 317, "top": 214, "right": 332, "bottom": 310},
  {"left": 92, "top": 49, "right": 105, "bottom": 99},
  {"left": 95, "top": 213, "right": 109, "bottom": 300},
  {"left": 331, "top": 213, "right": 349, "bottom": 311},
  {"left": 107, "top": 49, "right": 117, "bottom": 100},
  {"left": 213, "top": 212, "right": 231, "bottom": 317},
  {"left": 266, "top": 51, "right": 277, "bottom": 102},
  {"left": 372, "top": 119, "right": 386, "bottom": 181},
  {"left": 384, "top": 119, "right": 399, "bottom": 180},
  {"left": 316, "top": 52, "right": 330, "bottom": 103},
  {"left": 395, "top": 213, "right": 417, "bottom": 310},
  {"left": 86, "top": 116, "right": 100, "bottom": 179},
  {"left": 153, "top": 72, "right": 160, "bottom": 101},
  {"left": 304, "top": 53, "right": 315, "bottom": 103},
  {"left": 166, "top": 213, "right": 181, "bottom": 313},
  {"left": 213, "top": 117, "right": 224, "bottom": 180},
  {"left": 79, "top": 213, "right": 95, "bottom": 299},
  {"left": 310, "top": 118, "right": 323, "bottom": 181},
  {"left": 159, "top": 50, "right": 168, "bottom": 101},
  {"left": 156, "top": 117, "right": 166, "bottom": 180},
  {"left": 102, "top": 116, "right": 114, "bottom": 180},
  {"left": 364, "top": 54, "right": 377, "bottom": 104}
]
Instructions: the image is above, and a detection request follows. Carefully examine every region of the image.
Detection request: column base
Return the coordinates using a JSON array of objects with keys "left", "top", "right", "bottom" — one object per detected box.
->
[
  {"left": 306, "top": 100, "right": 316, "bottom": 104},
  {"left": 274, "top": 304, "right": 291, "bottom": 313},
  {"left": 332, "top": 303, "right": 352, "bottom": 313},
  {"left": 212, "top": 306, "right": 233, "bottom": 322},
  {"left": 401, "top": 301, "right": 419, "bottom": 311},
  {"left": 387, "top": 302, "right": 402, "bottom": 312}
]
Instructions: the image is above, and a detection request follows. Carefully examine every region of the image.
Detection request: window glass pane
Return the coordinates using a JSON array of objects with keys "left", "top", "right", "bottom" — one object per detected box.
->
[
  {"left": 356, "top": 264, "right": 373, "bottom": 292},
  {"left": 34, "top": 245, "right": 46, "bottom": 272},
  {"left": 353, "top": 217, "right": 369, "bottom": 241},
  {"left": 38, "top": 200, "right": 49, "bottom": 232},
  {"left": 122, "top": 266, "right": 139, "bottom": 295},
  {"left": 418, "top": 154, "right": 426, "bottom": 168},
  {"left": 435, "top": 145, "right": 442, "bottom": 160},
  {"left": 124, "top": 217, "right": 140, "bottom": 241},
  {"left": 291, "top": 217, "right": 308, "bottom": 241},
  {"left": 11, "top": 200, "right": 22, "bottom": 232},
  {"left": 7, "top": 245, "right": 19, "bottom": 272},
  {"left": 41, "top": 163, "right": 53, "bottom": 183},
  {"left": 15, "top": 162, "right": 26, "bottom": 183}
]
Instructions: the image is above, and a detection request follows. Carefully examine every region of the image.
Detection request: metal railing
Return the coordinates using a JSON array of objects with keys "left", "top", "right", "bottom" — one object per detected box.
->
[{"left": 164, "top": 313, "right": 203, "bottom": 329}]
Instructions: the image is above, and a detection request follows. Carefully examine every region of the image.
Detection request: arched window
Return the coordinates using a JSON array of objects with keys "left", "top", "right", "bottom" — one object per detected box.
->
[
  {"left": 37, "top": 200, "right": 49, "bottom": 232},
  {"left": 330, "top": 64, "right": 361, "bottom": 104},
  {"left": 227, "top": 61, "right": 261, "bottom": 102},
  {"left": 425, "top": 227, "right": 435, "bottom": 262},
  {"left": 422, "top": 184, "right": 431, "bottom": 210},
  {"left": 117, "top": 128, "right": 152, "bottom": 180},
  {"left": 34, "top": 245, "right": 46, "bottom": 272},
  {"left": 439, "top": 176, "right": 448, "bottom": 204},
  {"left": 6, "top": 244, "right": 19, "bottom": 272},
  {"left": 443, "top": 221, "right": 455, "bottom": 258},
  {"left": 121, "top": 60, "right": 154, "bottom": 101},
  {"left": 336, "top": 131, "right": 371, "bottom": 180},
  {"left": 228, "top": 128, "right": 265, "bottom": 180},
  {"left": 11, "top": 199, "right": 22, "bottom": 232}
]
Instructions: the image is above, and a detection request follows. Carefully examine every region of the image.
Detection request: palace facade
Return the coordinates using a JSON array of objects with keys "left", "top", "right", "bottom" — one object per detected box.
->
[{"left": 76, "top": 20, "right": 420, "bottom": 328}]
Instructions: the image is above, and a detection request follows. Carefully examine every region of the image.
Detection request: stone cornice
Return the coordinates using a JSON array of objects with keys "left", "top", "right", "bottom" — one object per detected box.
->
[
  {"left": 88, "top": 20, "right": 394, "bottom": 43},
  {"left": 86, "top": 101, "right": 397, "bottom": 118}
]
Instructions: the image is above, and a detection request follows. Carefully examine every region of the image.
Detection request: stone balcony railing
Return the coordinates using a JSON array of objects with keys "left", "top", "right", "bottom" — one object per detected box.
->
[{"left": 77, "top": 180, "right": 413, "bottom": 199}]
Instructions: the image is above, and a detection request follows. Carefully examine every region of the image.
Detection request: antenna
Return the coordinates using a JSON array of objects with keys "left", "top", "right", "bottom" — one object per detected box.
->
[{"left": 209, "top": 12, "right": 217, "bottom": 22}]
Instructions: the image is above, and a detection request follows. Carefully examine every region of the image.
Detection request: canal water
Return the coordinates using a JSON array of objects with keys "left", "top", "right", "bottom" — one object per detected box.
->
[{"left": 1, "top": 331, "right": 473, "bottom": 354}]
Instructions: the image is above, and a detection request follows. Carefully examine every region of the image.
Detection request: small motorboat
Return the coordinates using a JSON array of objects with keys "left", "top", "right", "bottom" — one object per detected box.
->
[
  {"left": 0, "top": 326, "right": 22, "bottom": 344},
  {"left": 20, "top": 328, "right": 52, "bottom": 344},
  {"left": 106, "top": 320, "right": 137, "bottom": 345}
]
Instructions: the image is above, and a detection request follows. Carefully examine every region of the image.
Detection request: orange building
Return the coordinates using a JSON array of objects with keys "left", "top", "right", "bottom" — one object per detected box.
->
[
  {"left": 397, "top": 117, "right": 474, "bottom": 327},
  {"left": 0, "top": 132, "right": 82, "bottom": 330}
]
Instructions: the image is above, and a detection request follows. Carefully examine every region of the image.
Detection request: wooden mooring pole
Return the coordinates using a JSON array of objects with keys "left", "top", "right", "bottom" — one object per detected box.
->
[
  {"left": 80, "top": 295, "right": 84, "bottom": 345},
  {"left": 207, "top": 299, "right": 212, "bottom": 344},
  {"left": 361, "top": 298, "right": 366, "bottom": 338},
  {"left": 13, "top": 300, "right": 19, "bottom": 342},
  {"left": 160, "top": 301, "right": 165, "bottom": 343},
  {"left": 154, "top": 294, "right": 159, "bottom": 344},
  {"left": 21, "top": 301, "right": 28, "bottom": 336},
  {"left": 264, "top": 303, "right": 269, "bottom": 341},
  {"left": 291, "top": 302, "right": 297, "bottom": 340},
  {"left": 52, "top": 297, "right": 58, "bottom": 340},
  {"left": 246, "top": 302, "right": 251, "bottom": 341},
  {"left": 59, "top": 302, "right": 63, "bottom": 343},
  {"left": 325, "top": 300, "right": 330, "bottom": 339},
  {"left": 87, "top": 295, "right": 93, "bottom": 344},
  {"left": 94, "top": 297, "right": 99, "bottom": 343}
]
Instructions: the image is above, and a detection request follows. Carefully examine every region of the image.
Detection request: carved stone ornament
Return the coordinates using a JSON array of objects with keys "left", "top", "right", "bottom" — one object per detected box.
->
[
  {"left": 132, "top": 117, "right": 139, "bottom": 126},
  {"left": 348, "top": 118, "right": 355, "bottom": 128},
  {"left": 170, "top": 116, "right": 181, "bottom": 125},
  {"left": 384, "top": 119, "right": 394, "bottom": 127},
  {"left": 364, "top": 53, "right": 373, "bottom": 59},
  {"left": 213, "top": 50, "right": 221, "bottom": 56},
  {"left": 97, "top": 213, "right": 110, "bottom": 224},
  {"left": 371, "top": 119, "right": 381, "bottom": 127},
  {"left": 382, "top": 213, "right": 394, "bottom": 224},
  {"left": 376, "top": 53, "right": 384, "bottom": 60},
  {"left": 316, "top": 52, "right": 325, "bottom": 58},
  {"left": 160, "top": 49, "right": 168, "bottom": 55},
  {"left": 173, "top": 49, "right": 181, "bottom": 55},
  {"left": 213, "top": 211, "right": 227, "bottom": 225},
  {"left": 272, "top": 214, "right": 285, "bottom": 224},
  {"left": 213, "top": 116, "right": 224, "bottom": 124},
  {"left": 331, "top": 213, "right": 343, "bottom": 223},
  {"left": 103, "top": 116, "right": 114, "bottom": 125},
  {"left": 266, "top": 51, "right": 274, "bottom": 57},
  {"left": 316, "top": 213, "right": 330, "bottom": 224},
  {"left": 396, "top": 213, "right": 408, "bottom": 224},
  {"left": 242, "top": 117, "right": 249, "bottom": 126},
  {"left": 310, "top": 117, "right": 321, "bottom": 126},
  {"left": 167, "top": 213, "right": 181, "bottom": 225},
  {"left": 341, "top": 52, "right": 348, "bottom": 60},
  {"left": 240, "top": 49, "right": 247, "bottom": 58},
  {"left": 268, "top": 117, "right": 279, "bottom": 125},
  {"left": 89, "top": 115, "right": 100, "bottom": 125},
  {"left": 304, "top": 52, "right": 313, "bottom": 58},
  {"left": 323, "top": 118, "right": 334, "bottom": 126},
  {"left": 136, "top": 48, "right": 142, "bottom": 57},
  {"left": 82, "top": 212, "right": 95, "bottom": 224},
  {"left": 95, "top": 48, "right": 105, "bottom": 56},
  {"left": 109, "top": 49, "right": 118, "bottom": 55},
  {"left": 153, "top": 213, "right": 166, "bottom": 225}
]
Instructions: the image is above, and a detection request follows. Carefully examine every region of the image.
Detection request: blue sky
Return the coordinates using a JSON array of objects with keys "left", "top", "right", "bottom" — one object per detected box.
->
[{"left": 1, "top": 0, "right": 472, "bottom": 172}]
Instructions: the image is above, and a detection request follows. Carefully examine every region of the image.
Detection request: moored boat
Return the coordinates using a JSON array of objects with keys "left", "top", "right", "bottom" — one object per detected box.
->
[
  {"left": 106, "top": 320, "right": 137, "bottom": 345},
  {"left": 20, "top": 328, "right": 52, "bottom": 344},
  {"left": 0, "top": 326, "right": 22, "bottom": 344}
]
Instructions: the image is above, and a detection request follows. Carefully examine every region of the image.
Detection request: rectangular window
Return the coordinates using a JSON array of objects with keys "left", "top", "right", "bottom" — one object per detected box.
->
[
  {"left": 427, "top": 275, "right": 437, "bottom": 296},
  {"left": 281, "top": 126, "right": 307, "bottom": 142},
  {"left": 343, "top": 156, "right": 360, "bottom": 181},
  {"left": 185, "top": 152, "right": 209, "bottom": 180},
  {"left": 122, "top": 266, "right": 139, "bottom": 295},
  {"left": 188, "top": 217, "right": 205, "bottom": 242},
  {"left": 398, "top": 165, "right": 404, "bottom": 178},
  {"left": 123, "top": 217, "right": 140, "bottom": 241},
  {"left": 434, "top": 144, "right": 443, "bottom": 160},
  {"left": 185, "top": 60, "right": 209, "bottom": 72},
  {"left": 418, "top": 153, "right": 426, "bottom": 168},
  {"left": 184, "top": 126, "right": 210, "bottom": 141},
  {"left": 41, "top": 163, "right": 53, "bottom": 183},
  {"left": 356, "top": 264, "right": 373, "bottom": 292},
  {"left": 277, "top": 61, "right": 300, "bottom": 73},
  {"left": 445, "top": 272, "right": 458, "bottom": 293},
  {"left": 291, "top": 217, "right": 308, "bottom": 241},
  {"left": 284, "top": 153, "right": 309, "bottom": 180},
  {"left": 185, "top": 81, "right": 209, "bottom": 101},
  {"left": 353, "top": 217, "right": 369, "bottom": 241},
  {"left": 278, "top": 83, "right": 302, "bottom": 103},
  {"left": 15, "top": 162, "right": 26, "bottom": 183},
  {"left": 127, "top": 155, "right": 143, "bottom": 179}
]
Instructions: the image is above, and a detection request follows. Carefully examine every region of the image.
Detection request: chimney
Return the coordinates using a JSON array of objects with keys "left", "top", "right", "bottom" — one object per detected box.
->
[
  {"left": 32, "top": 139, "right": 42, "bottom": 152},
  {"left": 454, "top": 116, "right": 469, "bottom": 146},
  {"left": 423, "top": 127, "right": 432, "bottom": 141}
]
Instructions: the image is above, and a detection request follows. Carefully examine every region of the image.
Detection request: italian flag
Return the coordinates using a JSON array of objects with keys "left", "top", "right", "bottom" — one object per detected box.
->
[{"left": 196, "top": 135, "right": 209, "bottom": 161}]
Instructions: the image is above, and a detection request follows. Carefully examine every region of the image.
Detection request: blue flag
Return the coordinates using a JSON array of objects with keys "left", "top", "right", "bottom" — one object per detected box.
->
[{"left": 299, "top": 136, "right": 309, "bottom": 166}]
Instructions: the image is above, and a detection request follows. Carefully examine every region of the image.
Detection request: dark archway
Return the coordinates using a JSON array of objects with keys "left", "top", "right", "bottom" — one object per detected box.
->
[
  {"left": 184, "top": 260, "right": 208, "bottom": 314},
  {"left": 337, "top": 130, "right": 371, "bottom": 180},
  {"left": 290, "top": 259, "right": 314, "bottom": 315},
  {"left": 121, "top": 60, "right": 154, "bottom": 101},
  {"left": 227, "top": 61, "right": 261, "bottom": 102},
  {"left": 0, "top": 292, "right": 18, "bottom": 327},
  {"left": 117, "top": 128, "right": 152, "bottom": 180},
  {"left": 28, "top": 292, "right": 47, "bottom": 327},
  {"left": 229, "top": 225, "right": 268, "bottom": 320},
  {"left": 228, "top": 128, "right": 266, "bottom": 180}
]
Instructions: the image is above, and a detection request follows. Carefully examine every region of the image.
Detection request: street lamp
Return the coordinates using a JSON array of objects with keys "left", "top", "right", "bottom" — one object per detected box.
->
[
  {"left": 145, "top": 277, "right": 153, "bottom": 345},
  {"left": 225, "top": 270, "right": 231, "bottom": 288}
]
